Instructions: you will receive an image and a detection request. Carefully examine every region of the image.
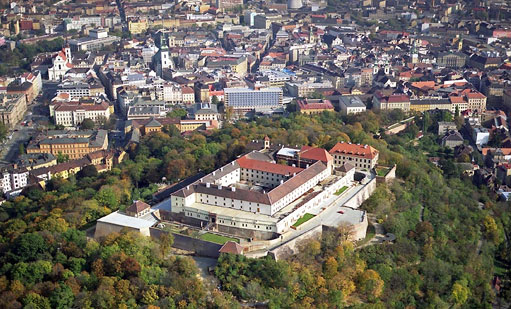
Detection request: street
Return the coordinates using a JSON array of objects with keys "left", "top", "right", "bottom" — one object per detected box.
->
[{"left": 0, "top": 96, "right": 50, "bottom": 164}]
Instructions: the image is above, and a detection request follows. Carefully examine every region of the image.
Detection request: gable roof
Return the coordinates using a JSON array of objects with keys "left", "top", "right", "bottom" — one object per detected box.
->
[{"left": 299, "top": 146, "right": 333, "bottom": 163}]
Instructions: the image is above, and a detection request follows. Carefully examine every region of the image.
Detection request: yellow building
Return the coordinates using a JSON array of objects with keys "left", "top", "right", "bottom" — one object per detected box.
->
[
  {"left": 128, "top": 19, "right": 148, "bottom": 34},
  {"left": 26, "top": 130, "right": 108, "bottom": 160}
]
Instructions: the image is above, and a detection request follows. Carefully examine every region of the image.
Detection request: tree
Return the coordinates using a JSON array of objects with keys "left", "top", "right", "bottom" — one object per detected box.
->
[
  {"left": 50, "top": 284, "right": 74, "bottom": 309},
  {"left": 56, "top": 153, "right": 69, "bottom": 163},
  {"left": 211, "top": 95, "right": 219, "bottom": 105},
  {"left": 11, "top": 232, "right": 47, "bottom": 262},
  {"left": 167, "top": 108, "right": 187, "bottom": 119},
  {"left": 77, "top": 165, "right": 98, "bottom": 178},
  {"left": 23, "top": 292, "right": 51, "bottom": 309},
  {"left": 483, "top": 215, "right": 502, "bottom": 245},
  {"left": 158, "top": 232, "right": 174, "bottom": 258},
  {"left": 451, "top": 279, "right": 470, "bottom": 305},
  {"left": 80, "top": 118, "right": 95, "bottom": 130},
  {"left": 0, "top": 122, "right": 7, "bottom": 141},
  {"left": 358, "top": 269, "right": 384, "bottom": 301},
  {"left": 18, "top": 143, "right": 25, "bottom": 155}
]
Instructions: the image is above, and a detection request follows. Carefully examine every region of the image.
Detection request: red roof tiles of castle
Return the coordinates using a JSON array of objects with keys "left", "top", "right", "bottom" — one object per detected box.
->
[{"left": 329, "top": 142, "right": 379, "bottom": 159}]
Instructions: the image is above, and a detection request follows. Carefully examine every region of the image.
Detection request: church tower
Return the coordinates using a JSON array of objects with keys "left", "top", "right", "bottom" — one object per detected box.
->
[
  {"left": 64, "top": 43, "right": 72, "bottom": 62},
  {"left": 154, "top": 32, "right": 170, "bottom": 77}
]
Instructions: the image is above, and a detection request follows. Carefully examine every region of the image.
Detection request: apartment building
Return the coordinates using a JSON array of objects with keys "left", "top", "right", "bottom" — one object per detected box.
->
[
  {"left": 54, "top": 101, "right": 111, "bottom": 127},
  {"left": 0, "top": 94, "right": 27, "bottom": 130},
  {"left": 27, "top": 130, "right": 109, "bottom": 160},
  {"left": 372, "top": 93, "right": 410, "bottom": 111}
]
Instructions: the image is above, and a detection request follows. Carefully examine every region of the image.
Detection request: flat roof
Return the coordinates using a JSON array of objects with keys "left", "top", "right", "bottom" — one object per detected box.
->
[{"left": 97, "top": 210, "right": 158, "bottom": 229}]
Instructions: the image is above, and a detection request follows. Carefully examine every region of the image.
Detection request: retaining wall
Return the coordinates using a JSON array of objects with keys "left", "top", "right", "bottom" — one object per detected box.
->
[
  {"left": 267, "top": 225, "right": 322, "bottom": 260},
  {"left": 149, "top": 227, "right": 222, "bottom": 258},
  {"left": 344, "top": 178, "right": 377, "bottom": 208}
]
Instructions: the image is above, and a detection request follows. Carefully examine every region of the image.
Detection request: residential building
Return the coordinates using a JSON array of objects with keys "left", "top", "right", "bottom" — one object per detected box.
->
[
  {"left": 338, "top": 96, "right": 366, "bottom": 115},
  {"left": 27, "top": 130, "right": 109, "bottom": 160},
  {"left": 372, "top": 93, "right": 410, "bottom": 111},
  {"left": 0, "top": 94, "right": 27, "bottom": 130},
  {"left": 216, "top": 0, "right": 243, "bottom": 10},
  {"left": 54, "top": 101, "right": 111, "bottom": 127},
  {"left": 466, "top": 91, "right": 487, "bottom": 112},
  {"left": 438, "top": 121, "right": 457, "bottom": 135},
  {"left": 442, "top": 131, "right": 464, "bottom": 149}
]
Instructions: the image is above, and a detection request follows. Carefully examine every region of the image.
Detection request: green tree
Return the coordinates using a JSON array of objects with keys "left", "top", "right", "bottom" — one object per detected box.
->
[
  {"left": 211, "top": 95, "right": 219, "bottom": 105},
  {"left": 56, "top": 153, "right": 69, "bottom": 163},
  {"left": 167, "top": 108, "right": 187, "bottom": 119},
  {"left": 80, "top": 118, "right": 95, "bottom": 130},
  {"left": 11, "top": 232, "right": 47, "bottom": 262},
  {"left": 23, "top": 292, "right": 51, "bottom": 309},
  {"left": 50, "top": 284, "right": 74, "bottom": 309},
  {"left": 0, "top": 122, "right": 7, "bottom": 141}
]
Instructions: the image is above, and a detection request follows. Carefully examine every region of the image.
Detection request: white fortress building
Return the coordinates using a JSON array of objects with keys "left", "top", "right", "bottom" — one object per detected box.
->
[{"left": 167, "top": 141, "right": 372, "bottom": 240}]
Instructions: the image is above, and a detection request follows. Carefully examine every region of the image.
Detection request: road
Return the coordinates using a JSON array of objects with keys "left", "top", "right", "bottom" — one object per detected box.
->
[{"left": 0, "top": 97, "right": 50, "bottom": 164}]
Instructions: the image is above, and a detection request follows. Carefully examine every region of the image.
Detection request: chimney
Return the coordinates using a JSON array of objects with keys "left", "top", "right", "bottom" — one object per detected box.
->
[
  {"left": 206, "top": 183, "right": 210, "bottom": 188},
  {"left": 293, "top": 172, "right": 296, "bottom": 177},
  {"left": 218, "top": 185, "right": 222, "bottom": 190},
  {"left": 280, "top": 179, "right": 284, "bottom": 184},
  {"left": 292, "top": 164, "right": 296, "bottom": 167},
  {"left": 231, "top": 187, "right": 236, "bottom": 192},
  {"left": 220, "top": 167, "right": 223, "bottom": 171},
  {"left": 186, "top": 185, "right": 189, "bottom": 190},
  {"left": 306, "top": 164, "right": 309, "bottom": 168},
  {"left": 213, "top": 171, "right": 215, "bottom": 176}
]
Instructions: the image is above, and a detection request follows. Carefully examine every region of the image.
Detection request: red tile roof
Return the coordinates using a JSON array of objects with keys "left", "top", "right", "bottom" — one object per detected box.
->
[
  {"left": 219, "top": 241, "right": 244, "bottom": 254},
  {"left": 449, "top": 96, "right": 466, "bottom": 104},
  {"left": 236, "top": 156, "right": 303, "bottom": 176},
  {"left": 386, "top": 94, "right": 410, "bottom": 103},
  {"left": 466, "top": 92, "right": 486, "bottom": 99},
  {"left": 297, "top": 99, "right": 334, "bottom": 110},
  {"left": 329, "top": 142, "right": 379, "bottom": 159},
  {"left": 299, "top": 146, "right": 333, "bottom": 163},
  {"left": 127, "top": 200, "right": 150, "bottom": 214}
]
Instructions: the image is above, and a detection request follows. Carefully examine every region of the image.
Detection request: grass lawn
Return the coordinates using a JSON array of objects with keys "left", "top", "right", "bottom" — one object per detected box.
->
[
  {"left": 334, "top": 186, "right": 349, "bottom": 196},
  {"left": 199, "top": 232, "right": 239, "bottom": 244},
  {"left": 375, "top": 167, "right": 390, "bottom": 177},
  {"left": 292, "top": 213, "right": 315, "bottom": 228}
]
